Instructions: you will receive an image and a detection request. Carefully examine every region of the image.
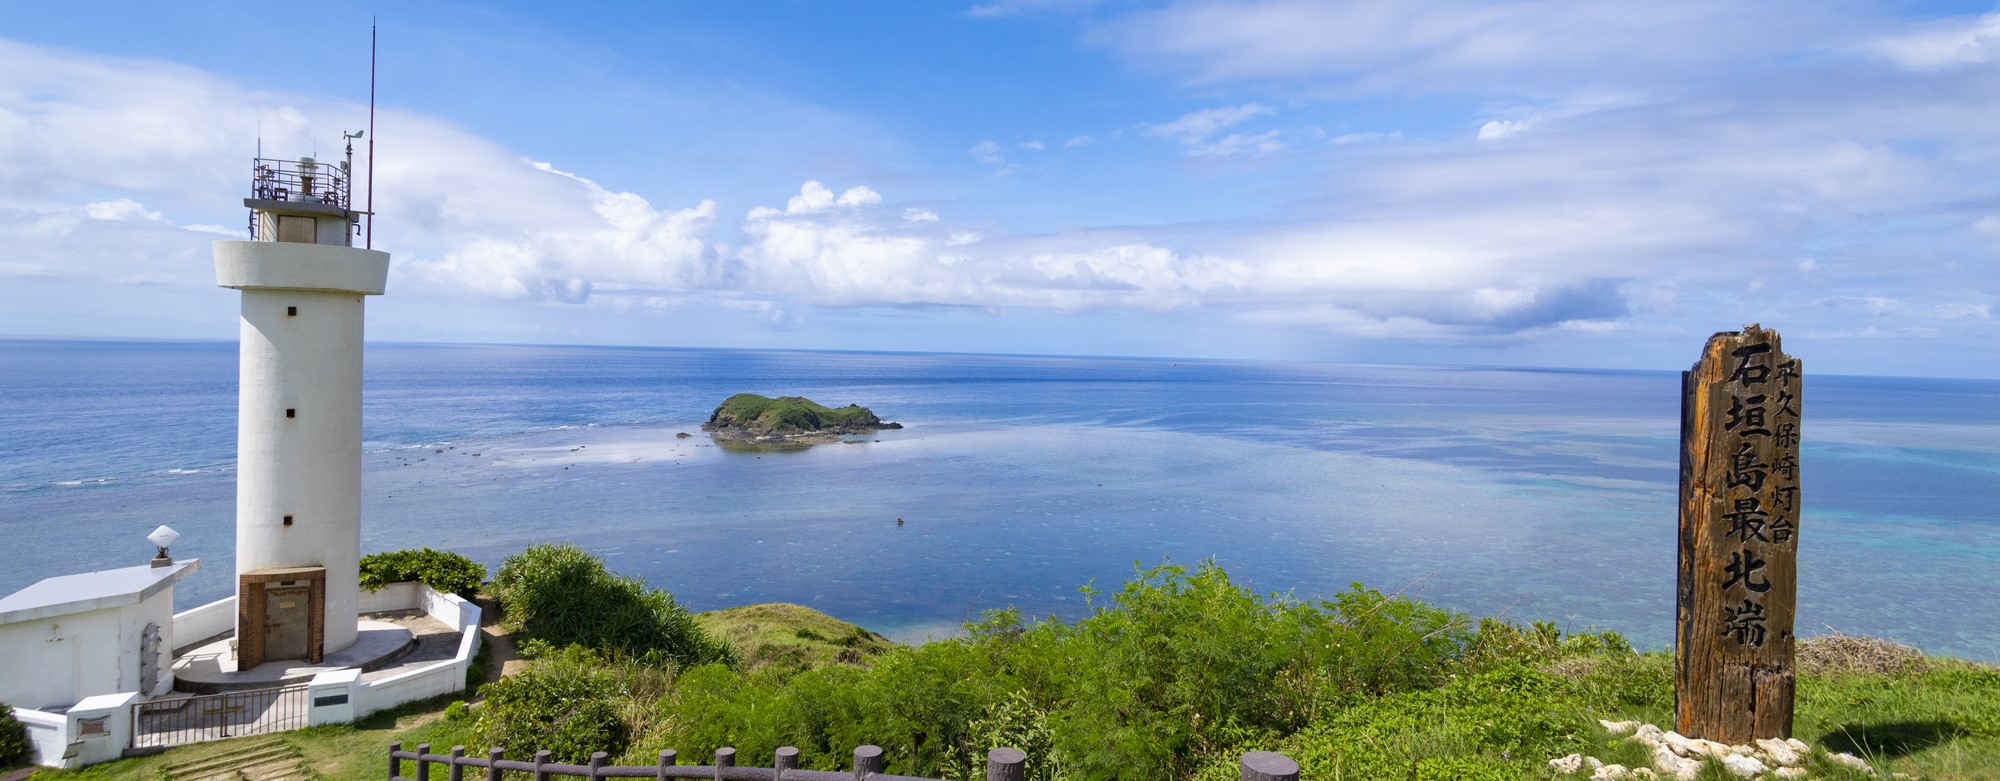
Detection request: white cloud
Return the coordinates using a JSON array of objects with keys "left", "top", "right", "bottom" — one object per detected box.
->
[
  {"left": 904, "top": 208, "right": 940, "bottom": 222},
  {"left": 1063, "top": 134, "right": 1095, "bottom": 148},
  {"left": 787, "top": 181, "right": 836, "bottom": 213},
  {"left": 1477, "top": 120, "right": 1530, "bottom": 141},
  {"left": 184, "top": 223, "right": 244, "bottom": 237},
  {"left": 1146, "top": 103, "right": 1273, "bottom": 141},
  {"left": 1018, "top": 140, "right": 1046, "bottom": 151},
  {"left": 83, "top": 198, "right": 165, "bottom": 222},
  {"left": 837, "top": 185, "right": 881, "bottom": 207},
  {"left": 1186, "top": 130, "right": 1287, "bottom": 157},
  {"left": 1865, "top": 11, "right": 2000, "bottom": 71},
  {"left": 969, "top": 140, "right": 1006, "bottom": 164},
  {"left": 1146, "top": 103, "right": 1285, "bottom": 157}
]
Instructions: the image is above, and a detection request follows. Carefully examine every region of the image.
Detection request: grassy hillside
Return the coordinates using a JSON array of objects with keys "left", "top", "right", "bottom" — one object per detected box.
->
[
  {"left": 704, "top": 394, "right": 884, "bottom": 434},
  {"left": 29, "top": 555, "right": 1999, "bottom": 780},
  {"left": 696, "top": 603, "right": 895, "bottom": 673}
]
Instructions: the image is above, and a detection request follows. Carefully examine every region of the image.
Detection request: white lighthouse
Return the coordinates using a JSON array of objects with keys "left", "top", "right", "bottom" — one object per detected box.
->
[{"left": 214, "top": 151, "right": 386, "bottom": 666}]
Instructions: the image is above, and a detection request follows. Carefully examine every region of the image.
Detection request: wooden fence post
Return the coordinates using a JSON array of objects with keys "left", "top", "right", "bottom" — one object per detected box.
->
[
  {"left": 390, "top": 742, "right": 403, "bottom": 780},
  {"left": 417, "top": 743, "right": 432, "bottom": 781},
  {"left": 590, "top": 751, "right": 607, "bottom": 779},
  {"left": 533, "top": 749, "right": 552, "bottom": 781},
  {"left": 449, "top": 746, "right": 466, "bottom": 781},
  {"left": 657, "top": 749, "right": 677, "bottom": 781},
  {"left": 775, "top": 746, "right": 800, "bottom": 777},
  {"left": 1676, "top": 324, "right": 1801, "bottom": 743},
  {"left": 716, "top": 747, "right": 735, "bottom": 780},
  {"left": 985, "top": 747, "right": 1026, "bottom": 781},
  {"left": 853, "top": 745, "right": 884, "bottom": 779},
  {"left": 487, "top": 747, "right": 505, "bottom": 781},
  {"left": 1239, "top": 751, "right": 1299, "bottom": 781}
]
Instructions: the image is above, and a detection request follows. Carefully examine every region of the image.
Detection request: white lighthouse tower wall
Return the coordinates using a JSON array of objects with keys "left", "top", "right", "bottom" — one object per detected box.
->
[{"left": 217, "top": 240, "right": 388, "bottom": 654}]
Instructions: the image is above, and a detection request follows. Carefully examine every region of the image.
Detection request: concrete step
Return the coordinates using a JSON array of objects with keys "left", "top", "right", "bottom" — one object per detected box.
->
[
  {"left": 165, "top": 739, "right": 299, "bottom": 780},
  {"left": 168, "top": 745, "right": 295, "bottom": 776}
]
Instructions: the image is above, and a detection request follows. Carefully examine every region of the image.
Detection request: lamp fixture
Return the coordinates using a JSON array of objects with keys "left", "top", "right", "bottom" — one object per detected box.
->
[{"left": 147, "top": 525, "right": 180, "bottom": 568}]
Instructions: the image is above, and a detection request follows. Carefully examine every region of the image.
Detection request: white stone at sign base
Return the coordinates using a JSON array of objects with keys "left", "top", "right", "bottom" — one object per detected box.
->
[{"left": 1551, "top": 720, "right": 1886, "bottom": 779}]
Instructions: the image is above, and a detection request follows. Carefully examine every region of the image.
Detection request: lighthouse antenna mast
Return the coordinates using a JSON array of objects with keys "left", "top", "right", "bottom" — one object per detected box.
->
[{"left": 366, "top": 19, "right": 376, "bottom": 249}]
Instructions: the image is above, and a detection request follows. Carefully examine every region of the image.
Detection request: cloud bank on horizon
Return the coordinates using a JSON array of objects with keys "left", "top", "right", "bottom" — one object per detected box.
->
[{"left": 0, "top": 1, "right": 1995, "bottom": 375}]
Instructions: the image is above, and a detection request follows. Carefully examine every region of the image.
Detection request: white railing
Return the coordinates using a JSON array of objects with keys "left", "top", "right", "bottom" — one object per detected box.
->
[{"left": 313, "top": 583, "right": 483, "bottom": 722}]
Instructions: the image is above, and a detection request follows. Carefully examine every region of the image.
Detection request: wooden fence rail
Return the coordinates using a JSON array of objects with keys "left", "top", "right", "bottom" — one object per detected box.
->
[{"left": 388, "top": 742, "right": 1299, "bottom": 781}]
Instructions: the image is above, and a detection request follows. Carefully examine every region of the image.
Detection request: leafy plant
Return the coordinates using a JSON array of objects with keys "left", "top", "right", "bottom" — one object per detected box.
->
[
  {"left": 0, "top": 701, "right": 28, "bottom": 768},
  {"left": 359, "top": 547, "right": 486, "bottom": 600},
  {"left": 492, "top": 543, "right": 734, "bottom": 667},
  {"left": 479, "top": 647, "right": 630, "bottom": 763}
]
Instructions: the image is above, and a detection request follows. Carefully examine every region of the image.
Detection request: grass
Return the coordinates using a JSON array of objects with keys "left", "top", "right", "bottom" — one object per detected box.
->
[
  {"left": 23, "top": 694, "right": 484, "bottom": 781},
  {"left": 694, "top": 603, "right": 895, "bottom": 674}
]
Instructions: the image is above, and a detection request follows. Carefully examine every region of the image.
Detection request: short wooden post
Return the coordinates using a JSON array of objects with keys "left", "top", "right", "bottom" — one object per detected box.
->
[
  {"left": 417, "top": 743, "right": 432, "bottom": 781},
  {"left": 1239, "top": 751, "right": 1299, "bottom": 781},
  {"left": 657, "top": 749, "right": 678, "bottom": 781},
  {"left": 449, "top": 746, "right": 466, "bottom": 781},
  {"left": 1676, "top": 324, "right": 1801, "bottom": 743},
  {"left": 487, "top": 747, "right": 505, "bottom": 781},
  {"left": 715, "top": 746, "right": 735, "bottom": 780},
  {"left": 853, "top": 745, "right": 884, "bottom": 779},
  {"left": 534, "top": 749, "right": 552, "bottom": 781},
  {"left": 775, "top": 746, "right": 800, "bottom": 778},
  {"left": 985, "top": 747, "right": 1026, "bottom": 781},
  {"left": 590, "top": 751, "right": 608, "bottom": 779},
  {"left": 390, "top": 741, "right": 403, "bottom": 780}
]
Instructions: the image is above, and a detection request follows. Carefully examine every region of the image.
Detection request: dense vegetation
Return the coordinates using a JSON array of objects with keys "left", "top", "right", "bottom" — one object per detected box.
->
[
  {"left": 473, "top": 557, "right": 1999, "bottom": 780},
  {"left": 0, "top": 701, "right": 28, "bottom": 768},
  {"left": 492, "top": 543, "right": 733, "bottom": 667},
  {"left": 705, "top": 393, "right": 885, "bottom": 433},
  {"left": 30, "top": 546, "right": 1998, "bottom": 779},
  {"left": 358, "top": 547, "right": 486, "bottom": 599}
]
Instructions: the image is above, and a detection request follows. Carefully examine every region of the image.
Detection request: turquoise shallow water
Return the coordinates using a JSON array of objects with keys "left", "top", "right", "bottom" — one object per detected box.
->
[{"left": 2, "top": 339, "right": 1996, "bottom": 658}]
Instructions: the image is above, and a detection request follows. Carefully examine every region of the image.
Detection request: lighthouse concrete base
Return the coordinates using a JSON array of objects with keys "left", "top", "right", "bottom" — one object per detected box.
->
[{"left": 170, "top": 619, "right": 414, "bottom": 693}]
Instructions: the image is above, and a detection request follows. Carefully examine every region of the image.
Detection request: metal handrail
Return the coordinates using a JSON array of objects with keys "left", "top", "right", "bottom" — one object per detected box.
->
[{"left": 251, "top": 156, "right": 351, "bottom": 211}]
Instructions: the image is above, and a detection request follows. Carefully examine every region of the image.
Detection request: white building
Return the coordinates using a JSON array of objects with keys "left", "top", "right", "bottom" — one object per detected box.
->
[{"left": 0, "top": 560, "right": 199, "bottom": 711}]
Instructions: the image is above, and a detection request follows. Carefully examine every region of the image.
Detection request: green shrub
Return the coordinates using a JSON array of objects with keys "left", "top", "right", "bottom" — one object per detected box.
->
[
  {"left": 0, "top": 701, "right": 29, "bottom": 768},
  {"left": 359, "top": 547, "right": 486, "bottom": 599},
  {"left": 493, "top": 543, "right": 734, "bottom": 667},
  {"left": 644, "top": 561, "right": 1485, "bottom": 780},
  {"left": 479, "top": 648, "right": 630, "bottom": 763}
]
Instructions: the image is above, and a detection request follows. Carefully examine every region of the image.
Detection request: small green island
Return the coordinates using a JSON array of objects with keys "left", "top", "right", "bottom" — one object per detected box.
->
[{"left": 702, "top": 393, "right": 902, "bottom": 447}]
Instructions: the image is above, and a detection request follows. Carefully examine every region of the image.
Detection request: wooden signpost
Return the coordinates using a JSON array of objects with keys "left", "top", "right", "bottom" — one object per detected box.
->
[{"left": 1676, "top": 324, "right": 1802, "bottom": 743}]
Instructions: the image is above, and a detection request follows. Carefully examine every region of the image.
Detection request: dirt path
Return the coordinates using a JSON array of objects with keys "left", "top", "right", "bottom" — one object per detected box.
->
[{"left": 471, "top": 596, "right": 527, "bottom": 700}]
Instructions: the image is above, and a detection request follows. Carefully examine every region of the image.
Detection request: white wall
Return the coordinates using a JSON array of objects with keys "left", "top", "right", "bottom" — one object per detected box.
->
[
  {"left": 342, "top": 584, "right": 484, "bottom": 719},
  {"left": 0, "top": 587, "right": 176, "bottom": 711},
  {"left": 233, "top": 287, "right": 367, "bottom": 654},
  {"left": 172, "top": 597, "right": 236, "bottom": 653},
  {"left": 13, "top": 707, "right": 65, "bottom": 768}
]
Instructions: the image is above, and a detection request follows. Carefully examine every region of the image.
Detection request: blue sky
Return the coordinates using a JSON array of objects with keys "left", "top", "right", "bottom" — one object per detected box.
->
[{"left": 2, "top": 1, "right": 1998, "bottom": 376}]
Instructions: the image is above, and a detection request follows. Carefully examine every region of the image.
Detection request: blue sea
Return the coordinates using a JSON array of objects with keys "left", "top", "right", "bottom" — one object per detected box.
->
[{"left": 2, "top": 339, "right": 1996, "bottom": 660}]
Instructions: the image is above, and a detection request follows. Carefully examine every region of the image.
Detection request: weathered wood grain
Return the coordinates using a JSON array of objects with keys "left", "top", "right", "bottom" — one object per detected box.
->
[{"left": 1676, "top": 324, "right": 1801, "bottom": 743}]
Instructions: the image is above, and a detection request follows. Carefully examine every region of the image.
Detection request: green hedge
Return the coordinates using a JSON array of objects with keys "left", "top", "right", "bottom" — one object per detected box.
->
[{"left": 359, "top": 547, "right": 486, "bottom": 599}]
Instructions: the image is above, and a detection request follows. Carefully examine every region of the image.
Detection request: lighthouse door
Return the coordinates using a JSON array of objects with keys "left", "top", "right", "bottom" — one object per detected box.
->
[{"left": 264, "top": 584, "right": 312, "bottom": 661}]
